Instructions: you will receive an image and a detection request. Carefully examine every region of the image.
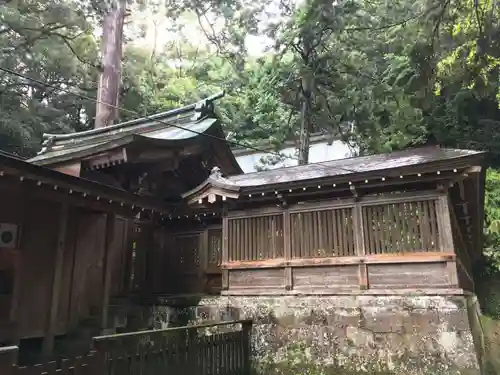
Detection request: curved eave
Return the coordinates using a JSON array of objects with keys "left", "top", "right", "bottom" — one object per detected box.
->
[
  {"left": 42, "top": 91, "right": 225, "bottom": 142},
  {"left": 28, "top": 118, "right": 228, "bottom": 167},
  {"left": 182, "top": 177, "right": 240, "bottom": 205}
]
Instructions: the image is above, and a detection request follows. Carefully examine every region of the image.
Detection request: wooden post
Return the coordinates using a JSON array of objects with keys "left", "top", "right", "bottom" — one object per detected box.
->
[
  {"left": 199, "top": 229, "right": 208, "bottom": 293},
  {"left": 354, "top": 203, "right": 368, "bottom": 290},
  {"left": 283, "top": 209, "right": 292, "bottom": 290},
  {"left": 0, "top": 346, "right": 17, "bottom": 375},
  {"left": 440, "top": 195, "right": 459, "bottom": 287},
  {"left": 437, "top": 194, "right": 455, "bottom": 251},
  {"left": 101, "top": 214, "right": 116, "bottom": 332},
  {"left": 222, "top": 210, "right": 229, "bottom": 290},
  {"left": 241, "top": 320, "right": 252, "bottom": 375},
  {"left": 42, "top": 203, "right": 69, "bottom": 359}
]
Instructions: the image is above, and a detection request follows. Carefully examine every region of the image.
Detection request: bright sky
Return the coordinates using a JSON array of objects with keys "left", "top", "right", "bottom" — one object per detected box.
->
[{"left": 126, "top": 0, "right": 285, "bottom": 57}]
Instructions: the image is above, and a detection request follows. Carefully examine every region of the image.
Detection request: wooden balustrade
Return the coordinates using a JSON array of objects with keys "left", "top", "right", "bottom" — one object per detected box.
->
[{"left": 0, "top": 320, "right": 253, "bottom": 375}]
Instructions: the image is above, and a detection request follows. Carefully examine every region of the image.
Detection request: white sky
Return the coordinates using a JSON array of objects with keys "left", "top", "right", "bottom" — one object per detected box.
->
[{"left": 125, "top": 0, "right": 287, "bottom": 57}]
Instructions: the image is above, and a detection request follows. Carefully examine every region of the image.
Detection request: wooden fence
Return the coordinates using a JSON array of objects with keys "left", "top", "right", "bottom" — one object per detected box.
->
[{"left": 0, "top": 320, "right": 253, "bottom": 375}]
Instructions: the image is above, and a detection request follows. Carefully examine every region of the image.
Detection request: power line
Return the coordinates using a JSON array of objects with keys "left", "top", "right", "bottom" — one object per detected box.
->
[{"left": 0, "top": 65, "right": 359, "bottom": 174}]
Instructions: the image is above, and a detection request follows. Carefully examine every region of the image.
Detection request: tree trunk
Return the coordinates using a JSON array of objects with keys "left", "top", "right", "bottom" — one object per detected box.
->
[
  {"left": 95, "top": 0, "right": 126, "bottom": 129},
  {"left": 298, "top": 38, "right": 313, "bottom": 165}
]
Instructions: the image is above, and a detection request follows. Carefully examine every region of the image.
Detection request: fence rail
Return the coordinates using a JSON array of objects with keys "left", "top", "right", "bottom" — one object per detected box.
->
[{"left": 0, "top": 320, "right": 252, "bottom": 375}]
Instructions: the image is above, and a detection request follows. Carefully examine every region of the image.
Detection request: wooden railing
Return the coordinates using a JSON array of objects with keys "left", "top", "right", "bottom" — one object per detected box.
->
[{"left": 0, "top": 320, "right": 253, "bottom": 375}]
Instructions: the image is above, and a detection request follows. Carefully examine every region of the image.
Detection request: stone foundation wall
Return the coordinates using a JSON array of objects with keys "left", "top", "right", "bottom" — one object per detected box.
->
[{"left": 149, "top": 294, "right": 480, "bottom": 374}]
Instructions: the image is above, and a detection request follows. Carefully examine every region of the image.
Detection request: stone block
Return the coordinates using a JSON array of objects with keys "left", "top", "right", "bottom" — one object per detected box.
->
[
  {"left": 409, "top": 309, "right": 441, "bottom": 334},
  {"left": 274, "top": 313, "right": 296, "bottom": 327},
  {"left": 346, "top": 326, "right": 375, "bottom": 348},
  {"left": 442, "top": 309, "right": 470, "bottom": 331},
  {"left": 362, "top": 311, "right": 407, "bottom": 334},
  {"left": 326, "top": 309, "right": 361, "bottom": 328}
]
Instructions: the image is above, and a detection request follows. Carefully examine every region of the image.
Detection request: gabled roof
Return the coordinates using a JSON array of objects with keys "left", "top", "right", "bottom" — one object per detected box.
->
[
  {"left": 182, "top": 146, "right": 486, "bottom": 204},
  {"left": 28, "top": 92, "right": 242, "bottom": 173}
]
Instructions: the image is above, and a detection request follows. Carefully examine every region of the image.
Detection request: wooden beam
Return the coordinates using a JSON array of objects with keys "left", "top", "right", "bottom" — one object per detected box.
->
[
  {"left": 220, "top": 287, "right": 465, "bottom": 297},
  {"left": 53, "top": 161, "right": 81, "bottom": 177},
  {"left": 222, "top": 252, "right": 455, "bottom": 269},
  {"left": 100, "top": 214, "right": 116, "bottom": 332},
  {"left": 42, "top": 203, "right": 69, "bottom": 359}
]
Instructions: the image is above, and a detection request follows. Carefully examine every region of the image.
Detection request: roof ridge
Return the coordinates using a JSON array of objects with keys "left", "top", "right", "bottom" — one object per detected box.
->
[{"left": 41, "top": 91, "right": 225, "bottom": 144}]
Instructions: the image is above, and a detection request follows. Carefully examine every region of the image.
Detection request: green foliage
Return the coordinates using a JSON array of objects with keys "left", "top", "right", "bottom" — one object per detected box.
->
[
  {"left": 0, "top": 0, "right": 99, "bottom": 155},
  {"left": 482, "top": 169, "right": 500, "bottom": 273}
]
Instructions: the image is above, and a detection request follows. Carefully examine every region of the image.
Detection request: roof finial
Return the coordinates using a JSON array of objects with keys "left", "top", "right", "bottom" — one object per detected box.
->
[{"left": 210, "top": 166, "right": 222, "bottom": 179}]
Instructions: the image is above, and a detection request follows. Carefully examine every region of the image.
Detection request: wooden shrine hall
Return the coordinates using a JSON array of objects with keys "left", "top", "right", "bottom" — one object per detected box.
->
[
  {"left": 0, "top": 150, "right": 171, "bottom": 362},
  {"left": 4, "top": 92, "right": 484, "bottom": 361}
]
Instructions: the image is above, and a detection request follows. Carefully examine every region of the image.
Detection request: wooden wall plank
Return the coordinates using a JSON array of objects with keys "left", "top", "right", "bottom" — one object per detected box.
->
[
  {"left": 69, "top": 212, "right": 107, "bottom": 326},
  {"left": 55, "top": 208, "right": 78, "bottom": 335},
  {"left": 18, "top": 199, "right": 59, "bottom": 338},
  {"left": 368, "top": 263, "right": 449, "bottom": 288},
  {"left": 100, "top": 214, "right": 116, "bottom": 331},
  {"left": 42, "top": 203, "right": 69, "bottom": 358},
  {"left": 229, "top": 268, "right": 284, "bottom": 288},
  {"left": 293, "top": 265, "right": 358, "bottom": 290}
]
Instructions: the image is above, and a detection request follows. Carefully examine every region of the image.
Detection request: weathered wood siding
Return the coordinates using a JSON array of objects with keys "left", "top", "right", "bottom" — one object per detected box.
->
[
  {"left": 367, "top": 263, "right": 450, "bottom": 288},
  {"left": 68, "top": 212, "right": 107, "bottom": 325},
  {"left": 135, "top": 224, "right": 223, "bottom": 296},
  {"left": 0, "top": 186, "right": 24, "bottom": 336},
  {"left": 17, "top": 199, "right": 59, "bottom": 338},
  {"left": 293, "top": 265, "right": 358, "bottom": 291}
]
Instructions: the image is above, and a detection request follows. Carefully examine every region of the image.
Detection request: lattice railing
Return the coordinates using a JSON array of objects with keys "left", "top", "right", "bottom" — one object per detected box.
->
[
  {"left": 225, "top": 197, "right": 444, "bottom": 262},
  {"left": 290, "top": 207, "right": 355, "bottom": 258},
  {"left": 362, "top": 200, "right": 440, "bottom": 255},
  {"left": 228, "top": 215, "right": 284, "bottom": 261},
  {"left": 207, "top": 228, "right": 222, "bottom": 267}
]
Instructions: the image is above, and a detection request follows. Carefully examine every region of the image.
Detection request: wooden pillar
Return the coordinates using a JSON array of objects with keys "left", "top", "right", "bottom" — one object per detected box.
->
[
  {"left": 101, "top": 214, "right": 116, "bottom": 332},
  {"left": 222, "top": 209, "right": 229, "bottom": 291},
  {"left": 199, "top": 229, "right": 208, "bottom": 293},
  {"left": 283, "top": 209, "right": 292, "bottom": 291},
  {"left": 354, "top": 203, "right": 368, "bottom": 290},
  {"left": 437, "top": 194, "right": 454, "bottom": 251},
  {"left": 42, "top": 203, "right": 69, "bottom": 359},
  {"left": 9, "top": 190, "right": 28, "bottom": 346},
  {"left": 439, "top": 194, "right": 459, "bottom": 287}
]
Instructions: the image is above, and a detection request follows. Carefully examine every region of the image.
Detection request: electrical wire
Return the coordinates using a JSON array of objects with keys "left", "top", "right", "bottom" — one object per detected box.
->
[{"left": 0, "top": 65, "right": 360, "bottom": 173}]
